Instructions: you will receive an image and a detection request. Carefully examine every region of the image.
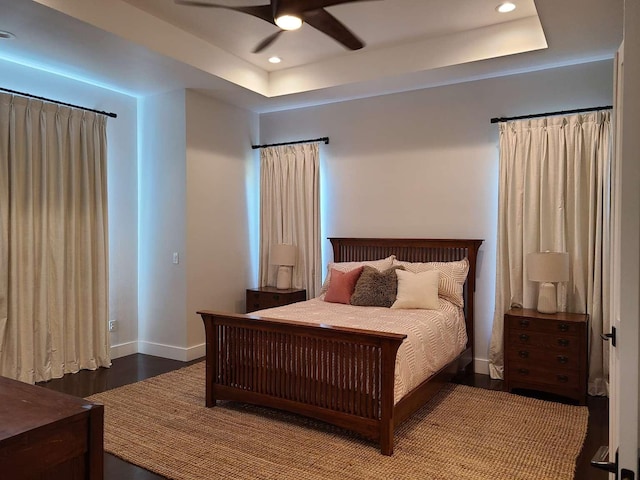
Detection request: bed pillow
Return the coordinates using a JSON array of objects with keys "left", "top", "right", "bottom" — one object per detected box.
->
[
  {"left": 350, "top": 265, "right": 404, "bottom": 308},
  {"left": 319, "top": 255, "right": 395, "bottom": 295},
  {"left": 392, "top": 258, "right": 469, "bottom": 307},
  {"left": 391, "top": 269, "right": 440, "bottom": 310},
  {"left": 323, "top": 266, "right": 364, "bottom": 304}
]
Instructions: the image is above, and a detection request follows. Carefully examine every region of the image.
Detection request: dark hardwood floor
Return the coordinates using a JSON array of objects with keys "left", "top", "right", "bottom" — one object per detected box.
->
[{"left": 37, "top": 354, "right": 608, "bottom": 480}]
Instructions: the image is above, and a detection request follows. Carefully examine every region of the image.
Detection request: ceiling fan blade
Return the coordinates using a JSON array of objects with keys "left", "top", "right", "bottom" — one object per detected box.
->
[
  {"left": 252, "top": 30, "right": 285, "bottom": 53},
  {"left": 298, "top": 0, "right": 380, "bottom": 10},
  {"left": 303, "top": 8, "right": 364, "bottom": 50},
  {"left": 174, "top": 1, "right": 275, "bottom": 25}
]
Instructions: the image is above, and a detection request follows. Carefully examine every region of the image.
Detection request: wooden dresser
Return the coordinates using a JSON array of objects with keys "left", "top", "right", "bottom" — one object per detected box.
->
[
  {"left": 246, "top": 287, "right": 307, "bottom": 313},
  {"left": 504, "top": 308, "right": 588, "bottom": 404},
  {"left": 0, "top": 375, "right": 104, "bottom": 479}
]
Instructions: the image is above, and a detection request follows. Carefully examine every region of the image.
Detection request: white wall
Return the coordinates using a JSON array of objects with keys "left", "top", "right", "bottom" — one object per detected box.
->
[
  {"left": 138, "top": 90, "right": 188, "bottom": 359},
  {"left": 137, "top": 89, "right": 258, "bottom": 361},
  {"left": 0, "top": 58, "right": 139, "bottom": 359},
  {"left": 259, "top": 60, "right": 614, "bottom": 374},
  {"left": 185, "top": 90, "right": 258, "bottom": 353}
]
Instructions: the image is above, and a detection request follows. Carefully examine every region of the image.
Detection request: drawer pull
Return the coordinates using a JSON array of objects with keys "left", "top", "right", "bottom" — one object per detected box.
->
[
  {"left": 253, "top": 303, "right": 260, "bottom": 308},
  {"left": 558, "top": 323, "right": 569, "bottom": 332},
  {"left": 519, "top": 319, "right": 530, "bottom": 328},
  {"left": 557, "top": 375, "right": 569, "bottom": 383},
  {"left": 558, "top": 338, "right": 570, "bottom": 347},
  {"left": 518, "top": 350, "right": 529, "bottom": 359},
  {"left": 557, "top": 355, "right": 569, "bottom": 364},
  {"left": 519, "top": 333, "right": 529, "bottom": 342},
  {"left": 517, "top": 368, "right": 529, "bottom": 375},
  {"left": 272, "top": 295, "right": 280, "bottom": 300}
]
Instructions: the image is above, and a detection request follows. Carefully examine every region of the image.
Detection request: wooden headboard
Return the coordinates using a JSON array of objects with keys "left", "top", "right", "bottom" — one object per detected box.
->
[{"left": 329, "top": 237, "right": 483, "bottom": 370}]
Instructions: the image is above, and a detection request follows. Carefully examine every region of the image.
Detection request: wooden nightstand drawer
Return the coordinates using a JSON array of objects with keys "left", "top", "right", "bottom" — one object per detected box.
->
[
  {"left": 508, "top": 361, "right": 580, "bottom": 389},
  {"left": 506, "top": 347, "right": 580, "bottom": 370},
  {"left": 246, "top": 287, "right": 307, "bottom": 313},
  {"left": 507, "top": 330, "right": 579, "bottom": 351},
  {"left": 507, "top": 317, "right": 582, "bottom": 336},
  {"left": 504, "top": 308, "right": 588, "bottom": 404}
]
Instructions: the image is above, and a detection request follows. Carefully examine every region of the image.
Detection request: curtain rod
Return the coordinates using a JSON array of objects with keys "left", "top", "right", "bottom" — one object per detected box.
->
[
  {"left": 0, "top": 87, "right": 118, "bottom": 118},
  {"left": 251, "top": 136, "right": 329, "bottom": 149},
  {"left": 490, "top": 105, "right": 612, "bottom": 124}
]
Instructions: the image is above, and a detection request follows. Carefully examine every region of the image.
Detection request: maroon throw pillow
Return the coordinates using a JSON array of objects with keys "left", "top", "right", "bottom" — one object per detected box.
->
[{"left": 324, "top": 266, "right": 364, "bottom": 304}]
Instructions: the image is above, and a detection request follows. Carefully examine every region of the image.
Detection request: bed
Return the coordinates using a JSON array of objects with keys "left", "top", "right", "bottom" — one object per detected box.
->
[{"left": 198, "top": 237, "right": 483, "bottom": 455}]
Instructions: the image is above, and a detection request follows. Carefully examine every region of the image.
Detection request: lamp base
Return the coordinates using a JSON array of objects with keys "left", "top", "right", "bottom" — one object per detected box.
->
[
  {"left": 537, "top": 282, "right": 558, "bottom": 314},
  {"left": 276, "top": 265, "right": 292, "bottom": 290}
]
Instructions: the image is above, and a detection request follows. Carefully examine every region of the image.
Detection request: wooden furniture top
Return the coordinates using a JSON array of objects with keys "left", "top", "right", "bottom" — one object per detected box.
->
[
  {"left": 506, "top": 308, "right": 589, "bottom": 324},
  {"left": 0, "top": 375, "right": 99, "bottom": 441}
]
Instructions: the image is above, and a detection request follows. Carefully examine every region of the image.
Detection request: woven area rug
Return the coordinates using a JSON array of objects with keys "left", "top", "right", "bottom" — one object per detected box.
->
[{"left": 88, "top": 362, "right": 588, "bottom": 480}]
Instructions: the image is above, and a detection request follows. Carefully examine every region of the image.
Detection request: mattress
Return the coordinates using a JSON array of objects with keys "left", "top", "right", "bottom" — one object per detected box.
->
[{"left": 252, "top": 297, "right": 467, "bottom": 404}]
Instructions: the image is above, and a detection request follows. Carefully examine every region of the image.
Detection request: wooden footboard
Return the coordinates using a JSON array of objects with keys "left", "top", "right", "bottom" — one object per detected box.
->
[{"left": 198, "top": 311, "right": 406, "bottom": 455}]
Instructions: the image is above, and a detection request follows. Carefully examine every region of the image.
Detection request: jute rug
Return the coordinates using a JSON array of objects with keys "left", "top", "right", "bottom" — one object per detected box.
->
[{"left": 88, "top": 362, "right": 588, "bottom": 480}]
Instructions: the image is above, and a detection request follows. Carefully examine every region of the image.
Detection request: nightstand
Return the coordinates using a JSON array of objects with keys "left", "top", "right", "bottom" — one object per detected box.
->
[
  {"left": 504, "top": 308, "right": 588, "bottom": 405},
  {"left": 246, "top": 287, "right": 307, "bottom": 313}
]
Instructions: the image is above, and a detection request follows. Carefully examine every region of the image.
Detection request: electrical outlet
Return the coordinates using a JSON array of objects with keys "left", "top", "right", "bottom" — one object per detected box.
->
[
  {"left": 172, "top": 252, "right": 179, "bottom": 264},
  {"left": 109, "top": 320, "right": 117, "bottom": 332}
]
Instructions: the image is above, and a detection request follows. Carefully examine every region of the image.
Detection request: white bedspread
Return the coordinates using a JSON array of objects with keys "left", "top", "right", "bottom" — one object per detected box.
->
[{"left": 252, "top": 297, "right": 467, "bottom": 404}]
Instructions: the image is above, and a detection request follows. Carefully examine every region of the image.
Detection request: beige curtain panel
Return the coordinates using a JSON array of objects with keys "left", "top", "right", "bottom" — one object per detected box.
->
[
  {"left": 259, "top": 143, "right": 321, "bottom": 298},
  {"left": 0, "top": 93, "right": 110, "bottom": 384},
  {"left": 489, "top": 111, "right": 612, "bottom": 396}
]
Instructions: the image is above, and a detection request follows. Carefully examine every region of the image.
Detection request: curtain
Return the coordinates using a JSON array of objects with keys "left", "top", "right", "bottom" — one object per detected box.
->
[
  {"left": 0, "top": 93, "right": 110, "bottom": 384},
  {"left": 259, "top": 143, "right": 321, "bottom": 298},
  {"left": 488, "top": 111, "right": 612, "bottom": 396}
]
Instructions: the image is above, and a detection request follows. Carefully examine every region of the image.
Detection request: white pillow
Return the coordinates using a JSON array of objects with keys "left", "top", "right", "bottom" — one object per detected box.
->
[
  {"left": 391, "top": 269, "right": 440, "bottom": 310},
  {"left": 319, "top": 255, "right": 395, "bottom": 295},
  {"left": 392, "top": 258, "right": 469, "bottom": 307}
]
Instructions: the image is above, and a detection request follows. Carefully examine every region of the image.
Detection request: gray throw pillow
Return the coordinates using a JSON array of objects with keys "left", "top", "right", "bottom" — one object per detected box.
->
[{"left": 350, "top": 265, "right": 405, "bottom": 308}]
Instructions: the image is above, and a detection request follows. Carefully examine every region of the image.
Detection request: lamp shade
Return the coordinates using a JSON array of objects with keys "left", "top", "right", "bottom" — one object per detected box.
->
[
  {"left": 270, "top": 244, "right": 296, "bottom": 266},
  {"left": 527, "top": 252, "right": 570, "bottom": 282}
]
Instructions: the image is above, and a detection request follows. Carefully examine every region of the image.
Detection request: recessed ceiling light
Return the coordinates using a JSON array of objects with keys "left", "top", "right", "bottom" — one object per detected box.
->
[
  {"left": 496, "top": 2, "right": 516, "bottom": 13},
  {"left": 268, "top": 56, "right": 282, "bottom": 64},
  {"left": 275, "top": 15, "right": 303, "bottom": 31},
  {"left": 0, "top": 30, "right": 16, "bottom": 40}
]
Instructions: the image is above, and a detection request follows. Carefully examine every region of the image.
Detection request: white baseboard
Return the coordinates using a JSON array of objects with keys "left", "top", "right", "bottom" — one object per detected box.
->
[
  {"left": 110, "top": 341, "right": 138, "bottom": 359},
  {"left": 138, "top": 341, "right": 205, "bottom": 362},
  {"left": 474, "top": 357, "right": 490, "bottom": 375}
]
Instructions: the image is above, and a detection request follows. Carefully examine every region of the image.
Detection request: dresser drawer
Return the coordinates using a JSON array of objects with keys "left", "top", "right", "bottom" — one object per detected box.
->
[
  {"left": 507, "top": 330, "right": 579, "bottom": 352},
  {"left": 248, "top": 292, "right": 283, "bottom": 310},
  {"left": 505, "top": 316, "right": 583, "bottom": 336},
  {"left": 508, "top": 361, "right": 580, "bottom": 390},
  {"left": 246, "top": 288, "right": 307, "bottom": 313},
  {"left": 505, "top": 346, "right": 580, "bottom": 370}
]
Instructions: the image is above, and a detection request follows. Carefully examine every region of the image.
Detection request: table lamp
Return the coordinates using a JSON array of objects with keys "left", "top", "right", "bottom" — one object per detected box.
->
[
  {"left": 271, "top": 244, "right": 296, "bottom": 289},
  {"left": 527, "top": 252, "right": 570, "bottom": 314}
]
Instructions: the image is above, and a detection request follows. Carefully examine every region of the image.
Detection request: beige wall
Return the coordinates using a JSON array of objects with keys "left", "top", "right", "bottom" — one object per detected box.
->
[
  {"left": 138, "top": 90, "right": 188, "bottom": 358},
  {"left": 185, "top": 90, "right": 258, "bottom": 351},
  {"left": 259, "top": 60, "right": 614, "bottom": 373},
  {"left": 138, "top": 89, "right": 258, "bottom": 360}
]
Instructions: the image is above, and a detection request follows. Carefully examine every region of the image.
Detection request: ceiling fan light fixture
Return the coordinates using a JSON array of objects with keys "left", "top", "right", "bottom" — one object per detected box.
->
[
  {"left": 496, "top": 2, "right": 516, "bottom": 13},
  {"left": 275, "top": 14, "right": 303, "bottom": 31},
  {"left": 268, "top": 56, "right": 282, "bottom": 64}
]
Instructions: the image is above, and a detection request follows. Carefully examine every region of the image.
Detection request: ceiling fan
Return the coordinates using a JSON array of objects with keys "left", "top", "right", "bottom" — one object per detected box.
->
[{"left": 175, "top": 0, "right": 377, "bottom": 53}]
